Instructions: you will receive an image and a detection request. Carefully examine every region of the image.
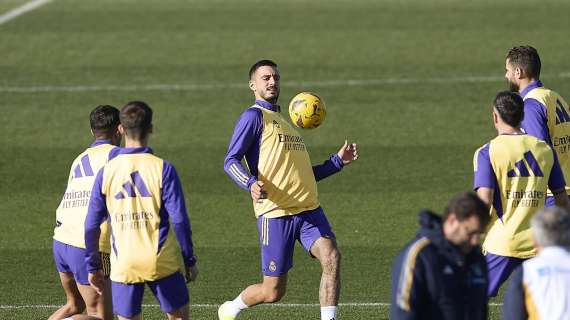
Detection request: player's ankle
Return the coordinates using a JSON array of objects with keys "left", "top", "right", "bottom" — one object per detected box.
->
[
  {"left": 224, "top": 294, "right": 248, "bottom": 317},
  {"left": 321, "top": 305, "right": 338, "bottom": 320}
]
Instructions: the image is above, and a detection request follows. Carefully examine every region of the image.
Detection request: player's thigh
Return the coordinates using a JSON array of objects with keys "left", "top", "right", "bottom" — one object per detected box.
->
[
  {"left": 310, "top": 237, "right": 340, "bottom": 263},
  {"left": 112, "top": 281, "right": 145, "bottom": 319},
  {"left": 58, "top": 272, "right": 84, "bottom": 305},
  {"left": 54, "top": 240, "right": 92, "bottom": 286},
  {"left": 296, "top": 208, "right": 337, "bottom": 259},
  {"left": 147, "top": 272, "right": 189, "bottom": 316},
  {"left": 77, "top": 282, "right": 110, "bottom": 318},
  {"left": 257, "top": 215, "right": 296, "bottom": 276}
]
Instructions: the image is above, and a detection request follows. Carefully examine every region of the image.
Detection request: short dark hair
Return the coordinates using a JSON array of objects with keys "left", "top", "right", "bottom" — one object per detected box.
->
[
  {"left": 443, "top": 192, "right": 490, "bottom": 227},
  {"left": 506, "top": 46, "right": 541, "bottom": 79},
  {"left": 120, "top": 101, "right": 153, "bottom": 140},
  {"left": 249, "top": 59, "right": 278, "bottom": 79},
  {"left": 90, "top": 105, "right": 120, "bottom": 136},
  {"left": 493, "top": 91, "right": 524, "bottom": 127}
]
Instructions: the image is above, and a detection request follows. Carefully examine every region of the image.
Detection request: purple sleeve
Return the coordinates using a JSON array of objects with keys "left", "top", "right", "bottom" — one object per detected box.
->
[
  {"left": 223, "top": 108, "right": 262, "bottom": 191},
  {"left": 162, "top": 161, "right": 196, "bottom": 267},
  {"left": 313, "top": 154, "right": 344, "bottom": 181},
  {"left": 548, "top": 150, "right": 566, "bottom": 192},
  {"left": 473, "top": 144, "right": 497, "bottom": 190},
  {"left": 108, "top": 147, "right": 120, "bottom": 161},
  {"left": 85, "top": 168, "right": 109, "bottom": 273},
  {"left": 521, "top": 99, "right": 551, "bottom": 144}
]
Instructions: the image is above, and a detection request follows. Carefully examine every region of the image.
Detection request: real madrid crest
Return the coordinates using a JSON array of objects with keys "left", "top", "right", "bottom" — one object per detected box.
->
[{"left": 269, "top": 260, "right": 277, "bottom": 272}]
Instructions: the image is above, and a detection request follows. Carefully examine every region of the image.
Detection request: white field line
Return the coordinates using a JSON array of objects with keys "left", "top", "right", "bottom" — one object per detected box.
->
[
  {"left": 0, "top": 302, "right": 503, "bottom": 309},
  {"left": 1, "top": 72, "right": 569, "bottom": 94},
  {"left": 0, "top": 0, "right": 52, "bottom": 26}
]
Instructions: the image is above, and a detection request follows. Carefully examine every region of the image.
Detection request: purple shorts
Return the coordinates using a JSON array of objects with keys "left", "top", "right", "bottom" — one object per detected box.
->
[
  {"left": 112, "top": 271, "right": 189, "bottom": 318},
  {"left": 485, "top": 253, "right": 526, "bottom": 297},
  {"left": 53, "top": 240, "right": 90, "bottom": 285},
  {"left": 257, "top": 207, "right": 335, "bottom": 276}
]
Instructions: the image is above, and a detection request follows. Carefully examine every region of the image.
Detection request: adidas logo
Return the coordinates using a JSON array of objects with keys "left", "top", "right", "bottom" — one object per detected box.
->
[
  {"left": 73, "top": 154, "right": 94, "bottom": 178},
  {"left": 272, "top": 120, "right": 280, "bottom": 128},
  {"left": 114, "top": 171, "right": 152, "bottom": 199},
  {"left": 555, "top": 99, "right": 570, "bottom": 125},
  {"left": 507, "top": 151, "right": 544, "bottom": 177}
]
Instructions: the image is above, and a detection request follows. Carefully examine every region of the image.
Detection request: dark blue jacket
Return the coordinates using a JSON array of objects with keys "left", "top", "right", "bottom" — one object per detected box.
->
[{"left": 390, "top": 211, "right": 488, "bottom": 320}]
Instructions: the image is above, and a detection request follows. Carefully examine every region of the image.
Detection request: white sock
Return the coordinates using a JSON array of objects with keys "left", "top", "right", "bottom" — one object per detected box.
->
[
  {"left": 321, "top": 306, "right": 338, "bottom": 320},
  {"left": 226, "top": 294, "right": 248, "bottom": 316}
]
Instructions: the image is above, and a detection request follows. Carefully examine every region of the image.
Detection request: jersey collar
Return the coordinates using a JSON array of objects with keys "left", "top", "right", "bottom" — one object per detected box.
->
[
  {"left": 255, "top": 99, "right": 280, "bottom": 112},
  {"left": 499, "top": 132, "right": 526, "bottom": 136},
  {"left": 116, "top": 147, "right": 154, "bottom": 155},
  {"left": 520, "top": 80, "right": 543, "bottom": 98},
  {"left": 90, "top": 139, "right": 112, "bottom": 147}
]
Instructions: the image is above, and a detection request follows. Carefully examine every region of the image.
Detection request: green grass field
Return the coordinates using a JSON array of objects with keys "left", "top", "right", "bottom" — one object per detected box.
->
[{"left": 1, "top": 0, "right": 570, "bottom": 319}]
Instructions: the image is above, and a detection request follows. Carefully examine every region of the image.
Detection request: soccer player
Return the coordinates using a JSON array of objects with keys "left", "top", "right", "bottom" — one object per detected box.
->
[
  {"left": 503, "top": 206, "right": 570, "bottom": 319},
  {"left": 505, "top": 46, "right": 570, "bottom": 206},
  {"left": 50, "top": 105, "right": 120, "bottom": 320},
  {"left": 390, "top": 192, "right": 490, "bottom": 320},
  {"left": 473, "top": 91, "right": 570, "bottom": 297},
  {"left": 218, "top": 60, "right": 359, "bottom": 320},
  {"left": 84, "top": 101, "right": 198, "bottom": 320}
]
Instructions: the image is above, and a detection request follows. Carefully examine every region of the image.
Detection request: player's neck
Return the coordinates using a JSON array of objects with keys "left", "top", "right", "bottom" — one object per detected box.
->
[
  {"left": 93, "top": 135, "right": 111, "bottom": 142},
  {"left": 497, "top": 126, "right": 524, "bottom": 135},
  {"left": 124, "top": 137, "right": 148, "bottom": 148},
  {"left": 518, "top": 78, "right": 537, "bottom": 93},
  {"left": 255, "top": 96, "right": 278, "bottom": 105}
]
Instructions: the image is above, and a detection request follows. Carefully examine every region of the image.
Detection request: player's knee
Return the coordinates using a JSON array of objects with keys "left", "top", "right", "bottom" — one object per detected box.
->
[
  {"left": 65, "top": 300, "right": 86, "bottom": 315},
  {"left": 321, "top": 247, "right": 341, "bottom": 273},
  {"left": 263, "top": 287, "right": 286, "bottom": 303}
]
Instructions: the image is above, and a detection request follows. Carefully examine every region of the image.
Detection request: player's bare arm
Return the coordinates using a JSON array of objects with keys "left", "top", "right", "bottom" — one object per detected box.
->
[{"left": 476, "top": 187, "right": 493, "bottom": 208}]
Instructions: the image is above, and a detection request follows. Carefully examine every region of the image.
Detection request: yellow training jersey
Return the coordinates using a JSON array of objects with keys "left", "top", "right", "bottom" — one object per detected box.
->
[
  {"left": 253, "top": 106, "right": 320, "bottom": 218},
  {"left": 473, "top": 134, "right": 565, "bottom": 258},
  {"left": 521, "top": 81, "right": 570, "bottom": 196},
  {"left": 95, "top": 148, "right": 187, "bottom": 283},
  {"left": 53, "top": 141, "right": 114, "bottom": 253}
]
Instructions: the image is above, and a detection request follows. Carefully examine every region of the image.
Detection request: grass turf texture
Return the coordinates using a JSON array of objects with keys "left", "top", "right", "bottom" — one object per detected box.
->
[{"left": 1, "top": 0, "right": 570, "bottom": 319}]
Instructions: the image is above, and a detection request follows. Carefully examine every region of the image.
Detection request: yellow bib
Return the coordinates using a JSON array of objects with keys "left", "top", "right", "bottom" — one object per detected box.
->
[
  {"left": 524, "top": 87, "right": 570, "bottom": 196},
  {"left": 483, "top": 135, "right": 553, "bottom": 258},
  {"left": 252, "top": 106, "right": 320, "bottom": 218},
  {"left": 102, "top": 153, "right": 182, "bottom": 283},
  {"left": 54, "top": 144, "right": 114, "bottom": 253}
]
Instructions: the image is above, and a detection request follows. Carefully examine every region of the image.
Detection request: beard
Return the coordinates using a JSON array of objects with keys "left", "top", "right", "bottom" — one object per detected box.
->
[
  {"left": 264, "top": 88, "right": 280, "bottom": 103},
  {"left": 506, "top": 78, "right": 519, "bottom": 92}
]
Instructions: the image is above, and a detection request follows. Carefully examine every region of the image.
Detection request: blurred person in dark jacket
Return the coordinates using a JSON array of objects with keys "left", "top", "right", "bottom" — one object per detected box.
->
[{"left": 391, "top": 192, "right": 490, "bottom": 320}]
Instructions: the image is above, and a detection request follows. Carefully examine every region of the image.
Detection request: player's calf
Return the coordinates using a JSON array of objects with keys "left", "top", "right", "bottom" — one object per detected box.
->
[{"left": 261, "top": 283, "right": 286, "bottom": 303}]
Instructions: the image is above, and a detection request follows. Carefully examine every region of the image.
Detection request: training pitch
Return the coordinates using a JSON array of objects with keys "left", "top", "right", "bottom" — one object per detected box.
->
[{"left": 1, "top": 0, "right": 569, "bottom": 319}]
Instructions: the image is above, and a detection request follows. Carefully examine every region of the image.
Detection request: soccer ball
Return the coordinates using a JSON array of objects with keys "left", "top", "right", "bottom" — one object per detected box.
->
[{"left": 288, "top": 92, "right": 326, "bottom": 129}]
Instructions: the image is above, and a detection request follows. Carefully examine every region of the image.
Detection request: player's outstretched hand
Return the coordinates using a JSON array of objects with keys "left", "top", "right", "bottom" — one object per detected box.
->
[
  {"left": 337, "top": 140, "right": 359, "bottom": 166},
  {"left": 185, "top": 264, "right": 199, "bottom": 283},
  {"left": 88, "top": 271, "right": 105, "bottom": 295},
  {"left": 250, "top": 181, "right": 267, "bottom": 202}
]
